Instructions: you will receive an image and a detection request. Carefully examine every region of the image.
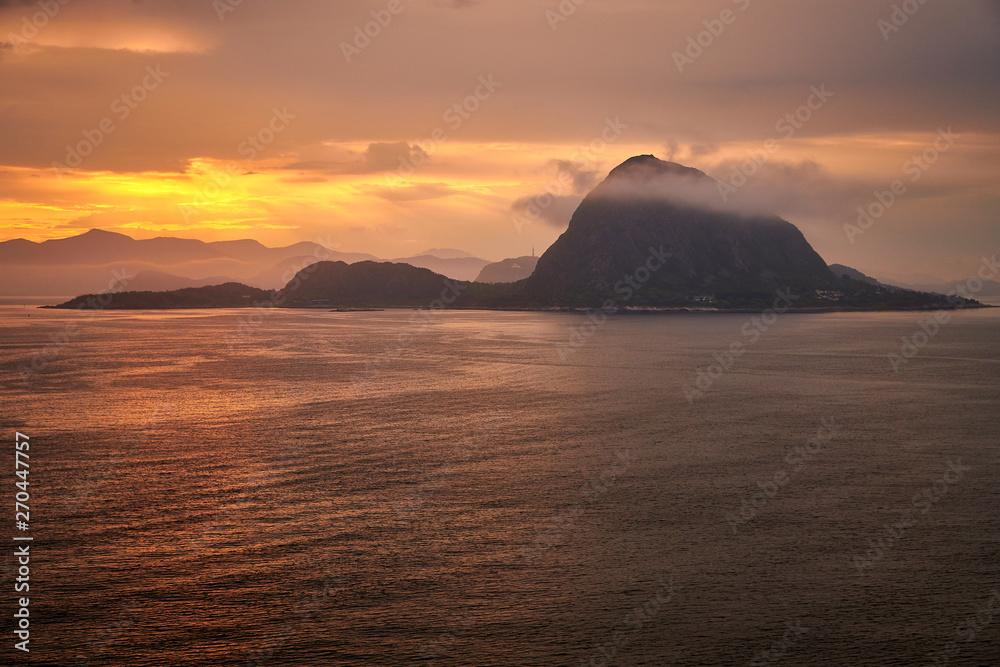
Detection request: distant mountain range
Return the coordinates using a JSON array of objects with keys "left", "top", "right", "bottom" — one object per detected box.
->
[
  {"left": 898, "top": 278, "right": 1000, "bottom": 297},
  {"left": 828, "top": 264, "right": 895, "bottom": 289},
  {"left": 386, "top": 255, "right": 490, "bottom": 282},
  {"left": 0, "top": 229, "right": 492, "bottom": 295},
  {"left": 124, "top": 270, "right": 235, "bottom": 292},
  {"left": 828, "top": 264, "right": 1000, "bottom": 298},
  {"left": 45, "top": 156, "right": 985, "bottom": 312},
  {"left": 418, "top": 248, "right": 479, "bottom": 260}
]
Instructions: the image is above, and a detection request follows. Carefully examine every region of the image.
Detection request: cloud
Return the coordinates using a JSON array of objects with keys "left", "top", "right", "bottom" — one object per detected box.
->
[
  {"left": 507, "top": 158, "right": 601, "bottom": 230},
  {"left": 588, "top": 161, "right": 734, "bottom": 211},
  {"left": 582, "top": 156, "right": 867, "bottom": 222},
  {"left": 434, "top": 0, "right": 480, "bottom": 7},
  {"left": 361, "top": 142, "right": 428, "bottom": 173},
  {"left": 4, "top": 1, "right": 998, "bottom": 172},
  {"left": 550, "top": 159, "right": 600, "bottom": 195},
  {"left": 283, "top": 143, "right": 428, "bottom": 175},
  {"left": 511, "top": 194, "right": 583, "bottom": 230},
  {"left": 279, "top": 175, "right": 329, "bottom": 184},
  {"left": 371, "top": 183, "right": 457, "bottom": 202},
  {"left": 514, "top": 155, "right": 884, "bottom": 233},
  {"left": 706, "top": 160, "right": 867, "bottom": 219},
  {"left": 689, "top": 143, "right": 719, "bottom": 159}
]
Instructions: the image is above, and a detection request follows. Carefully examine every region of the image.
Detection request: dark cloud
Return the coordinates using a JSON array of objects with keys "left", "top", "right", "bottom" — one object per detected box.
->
[
  {"left": 362, "top": 142, "right": 428, "bottom": 173},
  {"left": 511, "top": 194, "right": 583, "bottom": 230},
  {"left": 508, "top": 158, "right": 602, "bottom": 230},
  {"left": 550, "top": 159, "right": 600, "bottom": 195}
]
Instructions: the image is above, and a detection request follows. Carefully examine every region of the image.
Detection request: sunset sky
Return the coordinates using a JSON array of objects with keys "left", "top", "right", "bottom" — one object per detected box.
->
[{"left": 1, "top": 0, "right": 998, "bottom": 283}]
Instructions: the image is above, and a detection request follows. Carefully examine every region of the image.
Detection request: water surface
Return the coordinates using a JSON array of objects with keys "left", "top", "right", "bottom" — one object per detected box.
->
[{"left": 1, "top": 305, "right": 998, "bottom": 665}]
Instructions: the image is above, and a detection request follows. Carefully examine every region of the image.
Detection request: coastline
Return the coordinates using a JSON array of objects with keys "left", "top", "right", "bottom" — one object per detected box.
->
[{"left": 32, "top": 302, "right": 996, "bottom": 314}]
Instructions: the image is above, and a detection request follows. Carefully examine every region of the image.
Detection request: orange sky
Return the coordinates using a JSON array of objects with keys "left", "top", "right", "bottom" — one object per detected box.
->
[{"left": 1, "top": 0, "right": 998, "bottom": 283}]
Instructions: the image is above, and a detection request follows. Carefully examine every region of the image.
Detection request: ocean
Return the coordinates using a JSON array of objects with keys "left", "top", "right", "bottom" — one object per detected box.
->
[{"left": 1, "top": 304, "right": 998, "bottom": 666}]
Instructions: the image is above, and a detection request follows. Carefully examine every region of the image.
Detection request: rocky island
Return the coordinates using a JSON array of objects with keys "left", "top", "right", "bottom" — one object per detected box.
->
[{"left": 47, "top": 156, "right": 985, "bottom": 313}]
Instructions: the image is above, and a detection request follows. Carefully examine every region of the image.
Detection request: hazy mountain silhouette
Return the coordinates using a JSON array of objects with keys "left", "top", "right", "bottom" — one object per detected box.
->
[
  {"left": 894, "top": 277, "right": 1000, "bottom": 297},
  {"left": 524, "top": 155, "right": 837, "bottom": 305},
  {"left": 0, "top": 229, "right": 375, "bottom": 295},
  {"left": 246, "top": 256, "right": 325, "bottom": 290},
  {"left": 41, "top": 157, "right": 985, "bottom": 312},
  {"left": 126, "top": 270, "right": 237, "bottom": 292},
  {"left": 1, "top": 228, "right": 496, "bottom": 294},
  {"left": 388, "top": 255, "right": 491, "bottom": 282},
  {"left": 476, "top": 256, "right": 539, "bottom": 283},
  {"left": 420, "top": 248, "right": 480, "bottom": 260},
  {"left": 828, "top": 264, "right": 896, "bottom": 289}
]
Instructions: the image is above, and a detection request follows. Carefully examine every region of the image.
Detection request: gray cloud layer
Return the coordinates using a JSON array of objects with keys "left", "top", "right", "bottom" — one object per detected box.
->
[{"left": 0, "top": 1, "right": 997, "bottom": 170}]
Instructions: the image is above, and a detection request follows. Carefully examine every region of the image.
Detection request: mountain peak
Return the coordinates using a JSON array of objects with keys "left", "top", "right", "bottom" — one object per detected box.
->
[
  {"left": 524, "top": 155, "right": 836, "bottom": 302},
  {"left": 607, "top": 155, "right": 709, "bottom": 181},
  {"left": 420, "top": 248, "right": 477, "bottom": 260},
  {"left": 78, "top": 228, "right": 134, "bottom": 240}
]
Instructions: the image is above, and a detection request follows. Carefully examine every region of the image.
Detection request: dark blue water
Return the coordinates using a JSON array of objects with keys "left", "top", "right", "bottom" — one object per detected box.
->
[{"left": 1, "top": 305, "right": 998, "bottom": 665}]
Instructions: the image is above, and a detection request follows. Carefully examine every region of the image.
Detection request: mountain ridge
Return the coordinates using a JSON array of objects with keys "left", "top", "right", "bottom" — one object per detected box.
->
[
  {"left": 0, "top": 230, "right": 490, "bottom": 294},
  {"left": 476, "top": 256, "right": 539, "bottom": 284},
  {"left": 524, "top": 155, "right": 837, "bottom": 306},
  {"left": 37, "top": 156, "right": 988, "bottom": 312}
]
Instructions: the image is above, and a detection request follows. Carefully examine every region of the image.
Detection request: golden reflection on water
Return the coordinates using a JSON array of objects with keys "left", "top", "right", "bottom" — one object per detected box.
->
[{"left": 0, "top": 306, "right": 998, "bottom": 665}]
